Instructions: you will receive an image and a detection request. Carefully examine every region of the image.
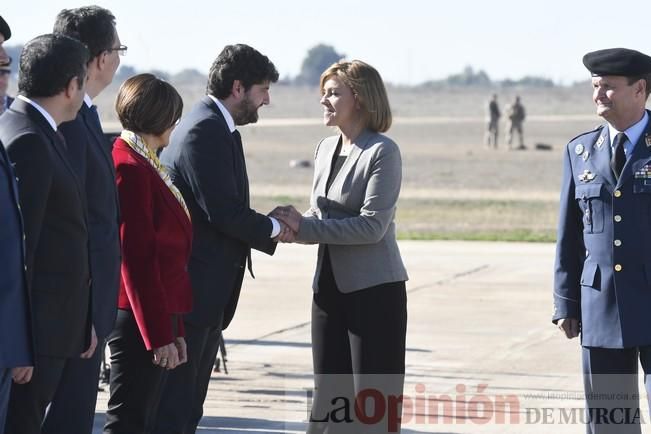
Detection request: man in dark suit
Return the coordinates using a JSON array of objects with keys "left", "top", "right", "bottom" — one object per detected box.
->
[
  {"left": 554, "top": 48, "right": 651, "bottom": 433},
  {"left": 0, "top": 34, "right": 93, "bottom": 434},
  {"left": 0, "top": 14, "right": 34, "bottom": 432},
  {"left": 155, "top": 44, "right": 283, "bottom": 433},
  {"left": 40, "top": 7, "right": 123, "bottom": 434}
]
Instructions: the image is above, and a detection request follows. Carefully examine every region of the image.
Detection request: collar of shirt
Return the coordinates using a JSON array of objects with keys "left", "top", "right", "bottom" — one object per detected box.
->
[
  {"left": 83, "top": 93, "right": 92, "bottom": 109},
  {"left": 17, "top": 94, "right": 57, "bottom": 131},
  {"left": 1, "top": 95, "right": 6, "bottom": 109},
  {"left": 207, "top": 94, "right": 236, "bottom": 133},
  {"left": 608, "top": 110, "right": 649, "bottom": 156}
]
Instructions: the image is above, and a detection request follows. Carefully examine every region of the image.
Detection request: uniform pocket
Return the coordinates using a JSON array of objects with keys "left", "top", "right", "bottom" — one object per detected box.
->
[
  {"left": 575, "top": 184, "right": 604, "bottom": 234},
  {"left": 580, "top": 262, "right": 599, "bottom": 288}
]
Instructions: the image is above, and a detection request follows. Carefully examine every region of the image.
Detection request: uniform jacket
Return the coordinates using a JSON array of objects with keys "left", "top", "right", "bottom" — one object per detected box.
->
[
  {"left": 554, "top": 110, "right": 651, "bottom": 348},
  {"left": 0, "top": 98, "right": 91, "bottom": 357},
  {"left": 0, "top": 135, "right": 33, "bottom": 368},
  {"left": 113, "top": 138, "right": 193, "bottom": 350},
  {"left": 60, "top": 102, "right": 121, "bottom": 339},
  {"left": 160, "top": 96, "right": 276, "bottom": 329},
  {"left": 297, "top": 130, "right": 409, "bottom": 292}
]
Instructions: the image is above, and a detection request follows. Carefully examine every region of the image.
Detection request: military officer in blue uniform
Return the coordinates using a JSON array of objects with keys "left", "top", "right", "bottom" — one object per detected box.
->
[{"left": 554, "top": 48, "right": 651, "bottom": 434}]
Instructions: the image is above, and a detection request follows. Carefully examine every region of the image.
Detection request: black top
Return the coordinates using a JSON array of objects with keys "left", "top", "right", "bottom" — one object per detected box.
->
[{"left": 326, "top": 138, "right": 347, "bottom": 195}]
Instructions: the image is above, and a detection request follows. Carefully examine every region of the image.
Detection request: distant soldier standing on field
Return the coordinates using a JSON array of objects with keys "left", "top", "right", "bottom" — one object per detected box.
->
[
  {"left": 485, "top": 93, "right": 500, "bottom": 148},
  {"left": 506, "top": 95, "right": 526, "bottom": 149}
]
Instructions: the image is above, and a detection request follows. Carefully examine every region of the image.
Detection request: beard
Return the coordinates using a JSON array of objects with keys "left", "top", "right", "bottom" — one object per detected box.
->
[{"left": 233, "top": 93, "right": 259, "bottom": 126}]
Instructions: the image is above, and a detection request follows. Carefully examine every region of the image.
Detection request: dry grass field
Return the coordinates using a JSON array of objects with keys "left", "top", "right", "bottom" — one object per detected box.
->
[{"left": 89, "top": 82, "right": 647, "bottom": 241}]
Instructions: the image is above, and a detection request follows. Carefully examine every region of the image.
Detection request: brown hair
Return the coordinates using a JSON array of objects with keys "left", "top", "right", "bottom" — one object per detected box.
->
[
  {"left": 115, "top": 73, "right": 183, "bottom": 136},
  {"left": 319, "top": 60, "right": 392, "bottom": 133}
]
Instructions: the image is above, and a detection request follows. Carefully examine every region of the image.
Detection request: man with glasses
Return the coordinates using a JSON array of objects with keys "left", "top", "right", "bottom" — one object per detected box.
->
[{"left": 39, "top": 7, "right": 124, "bottom": 434}]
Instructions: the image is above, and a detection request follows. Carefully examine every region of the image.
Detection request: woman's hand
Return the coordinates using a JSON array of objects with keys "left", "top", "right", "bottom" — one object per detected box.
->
[
  {"left": 152, "top": 343, "right": 180, "bottom": 370},
  {"left": 270, "top": 205, "right": 302, "bottom": 233}
]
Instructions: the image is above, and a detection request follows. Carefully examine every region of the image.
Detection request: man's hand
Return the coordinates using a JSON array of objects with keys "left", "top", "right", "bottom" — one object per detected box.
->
[
  {"left": 558, "top": 318, "right": 580, "bottom": 339},
  {"left": 11, "top": 366, "right": 33, "bottom": 384},
  {"left": 80, "top": 324, "right": 98, "bottom": 359},
  {"left": 174, "top": 337, "right": 188, "bottom": 365}
]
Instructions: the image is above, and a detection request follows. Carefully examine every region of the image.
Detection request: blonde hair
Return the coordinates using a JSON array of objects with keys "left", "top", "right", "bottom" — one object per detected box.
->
[{"left": 319, "top": 60, "right": 392, "bottom": 132}]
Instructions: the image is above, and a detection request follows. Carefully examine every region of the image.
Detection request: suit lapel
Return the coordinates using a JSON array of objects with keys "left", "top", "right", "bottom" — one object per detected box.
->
[
  {"left": 120, "top": 141, "right": 192, "bottom": 239},
  {"left": 326, "top": 129, "right": 373, "bottom": 198},
  {"left": 81, "top": 105, "right": 110, "bottom": 158},
  {"left": 591, "top": 127, "right": 617, "bottom": 186},
  {"left": 17, "top": 100, "right": 85, "bottom": 201}
]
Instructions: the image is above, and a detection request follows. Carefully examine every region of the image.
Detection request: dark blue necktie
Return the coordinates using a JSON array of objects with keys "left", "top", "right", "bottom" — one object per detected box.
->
[{"left": 611, "top": 132, "right": 627, "bottom": 179}]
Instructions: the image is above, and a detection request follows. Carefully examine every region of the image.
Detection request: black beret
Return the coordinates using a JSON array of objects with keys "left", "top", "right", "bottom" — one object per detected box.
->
[
  {"left": 0, "top": 15, "right": 10, "bottom": 41},
  {"left": 583, "top": 48, "right": 651, "bottom": 77}
]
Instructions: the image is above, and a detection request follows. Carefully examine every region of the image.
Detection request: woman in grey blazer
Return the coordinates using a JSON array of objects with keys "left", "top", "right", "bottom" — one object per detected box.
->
[{"left": 274, "top": 60, "right": 408, "bottom": 434}]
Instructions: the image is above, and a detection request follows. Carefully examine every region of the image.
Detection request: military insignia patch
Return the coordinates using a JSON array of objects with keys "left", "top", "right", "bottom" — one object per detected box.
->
[
  {"left": 596, "top": 136, "right": 605, "bottom": 148},
  {"left": 575, "top": 144, "right": 584, "bottom": 155},
  {"left": 579, "top": 170, "right": 596, "bottom": 182},
  {"left": 646, "top": 133, "right": 651, "bottom": 147}
]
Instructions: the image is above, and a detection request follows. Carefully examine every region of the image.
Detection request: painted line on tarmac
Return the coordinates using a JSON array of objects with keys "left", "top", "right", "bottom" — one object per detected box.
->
[{"left": 408, "top": 264, "right": 490, "bottom": 295}]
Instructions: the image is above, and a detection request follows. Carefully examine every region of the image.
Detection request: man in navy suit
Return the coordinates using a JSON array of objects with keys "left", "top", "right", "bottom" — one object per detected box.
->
[
  {"left": 0, "top": 14, "right": 34, "bottom": 432},
  {"left": 554, "top": 48, "right": 651, "bottom": 433},
  {"left": 155, "top": 44, "right": 283, "bottom": 434},
  {"left": 40, "top": 7, "right": 123, "bottom": 434},
  {"left": 0, "top": 34, "right": 93, "bottom": 434}
]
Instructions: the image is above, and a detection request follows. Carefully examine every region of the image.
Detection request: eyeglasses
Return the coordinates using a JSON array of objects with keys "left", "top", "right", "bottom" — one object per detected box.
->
[{"left": 106, "top": 45, "right": 128, "bottom": 56}]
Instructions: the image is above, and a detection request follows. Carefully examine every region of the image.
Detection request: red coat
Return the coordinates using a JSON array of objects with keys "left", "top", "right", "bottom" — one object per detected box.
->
[{"left": 113, "top": 138, "right": 192, "bottom": 350}]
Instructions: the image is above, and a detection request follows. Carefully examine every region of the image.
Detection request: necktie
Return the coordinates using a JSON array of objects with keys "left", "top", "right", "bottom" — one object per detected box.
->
[
  {"left": 611, "top": 132, "right": 627, "bottom": 179},
  {"left": 88, "top": 105, "right": 103, "bottom": 133},
  {"left": 56, "top": 130, "right": 68, "bottom": 151},
  {"left": 232, "top": 129, "right": 254, "bottom": 277}
]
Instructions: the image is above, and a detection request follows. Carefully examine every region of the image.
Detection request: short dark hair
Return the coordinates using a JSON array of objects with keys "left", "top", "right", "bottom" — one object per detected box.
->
[
  {"left": 53, "top": 6, "right": 116, "bottom": 59},
  {"left": 206, "top": 44, "right": 279, "bottom": 99},
  {"left": 115, "top": 73, "right": 183, "bottom": 136},
  {"left": 18, "top": 33, "right": 89, "bottom": 98},
  {"left": 627, "top": 74, "right": 651, "bottom": 100}
]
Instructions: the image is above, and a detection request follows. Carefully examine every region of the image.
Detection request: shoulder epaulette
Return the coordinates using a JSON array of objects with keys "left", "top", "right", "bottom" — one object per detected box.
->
[{"left": 567, "top": 124, "right": 604, "bottom": 144}]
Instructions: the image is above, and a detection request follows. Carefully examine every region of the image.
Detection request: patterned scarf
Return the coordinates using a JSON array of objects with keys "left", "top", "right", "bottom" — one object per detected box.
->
[{"left": 120, "top": 130, "right": 190, "bottom": 220}]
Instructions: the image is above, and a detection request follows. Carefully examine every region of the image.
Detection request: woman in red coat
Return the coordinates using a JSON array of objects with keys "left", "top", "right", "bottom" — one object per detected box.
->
[{"left": 104, "top": 74, "right": 192, "bottom": 434}]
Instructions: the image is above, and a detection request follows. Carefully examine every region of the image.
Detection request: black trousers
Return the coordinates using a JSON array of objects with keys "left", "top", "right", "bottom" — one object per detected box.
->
[
  {"left": 41, "top": 339, "right": 105, "bottom": 434},
  {"left": 103, "top": 309, "right": 168, "bottom": 434},
  {"left": 308, "top": 250, "right": 407, "bottom": 434},
  {"left": 5, "top": 355, "right": 72, "bottom": 434},
  {"left": 154, "top": 321, "right": 222, "bottom": 434}
]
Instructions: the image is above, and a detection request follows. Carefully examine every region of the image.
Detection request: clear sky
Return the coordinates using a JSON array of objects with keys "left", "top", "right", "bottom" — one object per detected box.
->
[{"left": 2, "top": 0, "right": 650, "bottom": 85}]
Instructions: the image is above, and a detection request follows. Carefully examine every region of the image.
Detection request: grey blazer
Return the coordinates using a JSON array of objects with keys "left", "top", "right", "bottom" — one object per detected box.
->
[{"left": 297, "top": 129, "right": 408, "bottom": 292}]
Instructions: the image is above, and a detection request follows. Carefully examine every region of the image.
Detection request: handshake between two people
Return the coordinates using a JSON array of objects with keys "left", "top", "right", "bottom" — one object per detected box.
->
[{"left": 269, "top": 205, "right": 302, "bottom": 243}]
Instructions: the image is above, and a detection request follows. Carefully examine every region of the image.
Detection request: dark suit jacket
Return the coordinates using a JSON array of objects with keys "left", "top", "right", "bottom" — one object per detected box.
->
[
  {"left": 0, "top": 136, "right": 33, "bottom": 368},
  {"left": 59, "top": 102, "right": 120, "bottom": 339},
  {"left": 554, "top": 110, "right": 651, "bottom": 348},
  {"left": 0, "top": 98, "right": 91, "bottom": 358},
  {"left": 160, "top": 96, "right": 276, "bottom": 329},
  {"left": 113, "top": 138, "right": 193, "bottom": 349}
]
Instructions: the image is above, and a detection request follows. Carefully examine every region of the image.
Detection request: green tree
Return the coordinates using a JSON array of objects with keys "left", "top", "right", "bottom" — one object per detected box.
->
[{"left": 295, "top": 44, "right": 344, "bottom": 86}]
